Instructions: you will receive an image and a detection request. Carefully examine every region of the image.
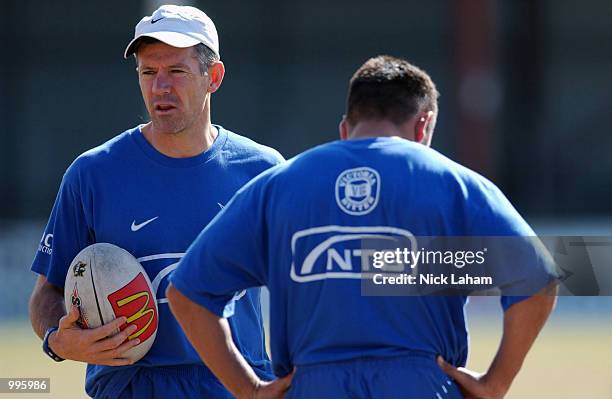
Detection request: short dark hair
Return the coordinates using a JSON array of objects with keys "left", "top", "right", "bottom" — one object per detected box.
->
[
  {"left": 133, "top": 37, "right": 219, "bottom": 76},
  {"left": 346, "top": 55, "right": 439, "bottom": 132}
]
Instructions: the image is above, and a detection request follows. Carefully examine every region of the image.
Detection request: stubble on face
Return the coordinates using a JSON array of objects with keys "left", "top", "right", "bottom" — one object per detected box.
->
[{"left": 149, "top": 93, "right": 185, "bottom": 135}]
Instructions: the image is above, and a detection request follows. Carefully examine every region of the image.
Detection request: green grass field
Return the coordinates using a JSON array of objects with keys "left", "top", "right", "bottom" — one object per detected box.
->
[{"left": 1, "top": 316, "right": 610, "bottom": 398}]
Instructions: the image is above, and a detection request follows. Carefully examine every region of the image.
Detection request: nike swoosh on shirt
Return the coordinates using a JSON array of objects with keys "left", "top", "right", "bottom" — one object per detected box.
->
[
  {"left": 131, "top": 216, "right": 159, "bottom": 232},
  {"left": 217, "top": 202, "right": 225, "bottom": 210}
]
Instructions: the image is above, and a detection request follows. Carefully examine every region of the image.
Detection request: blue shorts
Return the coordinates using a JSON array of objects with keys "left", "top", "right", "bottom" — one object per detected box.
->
[
  {"left": 87, "top": 364, "right": 273, "bottom": 399},
  {"left": 286, "top": 353, "right": 464, "bottom": 399}
]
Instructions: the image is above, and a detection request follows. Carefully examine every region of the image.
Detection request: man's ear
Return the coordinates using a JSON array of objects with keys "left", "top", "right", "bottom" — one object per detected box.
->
[
  {"left": 339, "top": 116, "right": 349, "bottom": 140},
  {"left": 207, "top": 61, "right": 225, "bottom": 93},
  {"left": 415, "top": 111, "right": 434, "bottom": 145}
]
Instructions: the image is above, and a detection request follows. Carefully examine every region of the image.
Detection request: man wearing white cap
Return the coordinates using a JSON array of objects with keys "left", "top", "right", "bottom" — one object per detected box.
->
[{"left": 29, "top": 5, "right": 283, "bottom": 398}]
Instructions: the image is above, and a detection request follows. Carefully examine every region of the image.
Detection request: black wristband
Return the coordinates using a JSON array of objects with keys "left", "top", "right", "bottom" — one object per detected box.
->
[{"left": 42, "top": 327, "right": 65, "bottom": 362}]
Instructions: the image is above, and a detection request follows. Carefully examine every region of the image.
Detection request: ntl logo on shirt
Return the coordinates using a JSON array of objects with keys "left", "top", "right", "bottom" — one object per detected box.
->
[{"left": 290, "top": 226, "right": 416, "bottom": 283}]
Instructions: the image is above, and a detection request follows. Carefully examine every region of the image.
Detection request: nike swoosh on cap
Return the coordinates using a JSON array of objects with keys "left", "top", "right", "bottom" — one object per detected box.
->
[
  {"left": 131, "top": 216, "right": 159, "bottom": 232},
  {"left": 151, "top": 17, "right": 165, "bottom": 23}
]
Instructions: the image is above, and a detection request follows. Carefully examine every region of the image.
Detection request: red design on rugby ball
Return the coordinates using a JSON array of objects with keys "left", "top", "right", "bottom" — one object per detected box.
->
[
  {"left": 71, "top": 283, "right": 90, "bottom": 329},
  {"left": 107, "top": 273, "right": 158, "bottom": 342}
]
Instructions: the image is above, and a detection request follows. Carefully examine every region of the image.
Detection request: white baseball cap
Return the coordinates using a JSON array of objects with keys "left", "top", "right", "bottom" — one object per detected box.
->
[{"left": 124, "top": 4, "right": 219, "bottom": 59}]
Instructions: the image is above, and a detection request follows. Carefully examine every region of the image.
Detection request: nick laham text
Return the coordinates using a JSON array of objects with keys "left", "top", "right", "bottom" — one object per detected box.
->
[{"left": 372, "top": 273, "right": 493, "bottom": 286}]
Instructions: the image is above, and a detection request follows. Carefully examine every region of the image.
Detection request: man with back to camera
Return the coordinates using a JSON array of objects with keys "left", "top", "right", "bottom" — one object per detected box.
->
[
  {"left": 166, "top": 55, "right": 557, "bottom": 398},
  {"left": 28, "top": 4, "right": 283, "bottom": 398}
]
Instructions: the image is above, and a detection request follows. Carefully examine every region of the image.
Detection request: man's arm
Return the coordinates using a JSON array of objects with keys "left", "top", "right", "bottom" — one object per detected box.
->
[
  {"left": 29, "top": 275, "right": 141, "bottom": 366},
  {"left": 167, "top": 284, "right": 293, "bottom": 399},
  {"left": 29, "top": 275, "right": 66, "bottom": 339},
  {"left": 438, "top": 283, "right": 557, "bottom": 399}
]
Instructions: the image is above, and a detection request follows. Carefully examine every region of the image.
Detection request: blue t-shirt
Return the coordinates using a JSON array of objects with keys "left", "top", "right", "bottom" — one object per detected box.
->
[
  {"left": 172, "top": 137, "right": 552, "bottom": 378},
  {"left": 31, "top": 125, "right": 283, "bottom": 394}
]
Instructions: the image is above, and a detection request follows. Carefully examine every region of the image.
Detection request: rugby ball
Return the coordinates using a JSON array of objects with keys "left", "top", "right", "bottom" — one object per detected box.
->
[{"left": 64, "top": 243, "right": 158, "bottom": 363}]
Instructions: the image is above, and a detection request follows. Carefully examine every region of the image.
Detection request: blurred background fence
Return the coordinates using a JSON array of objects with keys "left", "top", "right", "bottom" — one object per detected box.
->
[{"left": 1, "top": 0, "right": 611, "bottom": 219}]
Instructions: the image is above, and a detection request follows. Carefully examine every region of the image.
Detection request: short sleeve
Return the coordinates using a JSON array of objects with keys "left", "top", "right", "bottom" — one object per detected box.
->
[
  {"left": 268, "top": 148, "right": 286, "bottom": 166},
  {"left": 31, "top": 167, "right": 93, "bottom": 288},
  {"left": 171, "top": 174, "right": 269, "bottom": 318},
  {"left": 467, "top": 180, "right": 556, "bottom": 311}
]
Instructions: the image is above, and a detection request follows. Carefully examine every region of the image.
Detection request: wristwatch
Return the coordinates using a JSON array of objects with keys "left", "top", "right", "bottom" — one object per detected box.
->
[{"left": 42, "top": 327, "right": 65, "bottom": 362}]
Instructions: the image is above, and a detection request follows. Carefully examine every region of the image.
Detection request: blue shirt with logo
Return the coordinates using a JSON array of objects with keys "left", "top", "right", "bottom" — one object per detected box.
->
[
  {"left": 171, "top": 137, "right": 554, "bottom": 377},
  {"left": 31, "top": 125, "right": 283, "bottom": 395}
]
